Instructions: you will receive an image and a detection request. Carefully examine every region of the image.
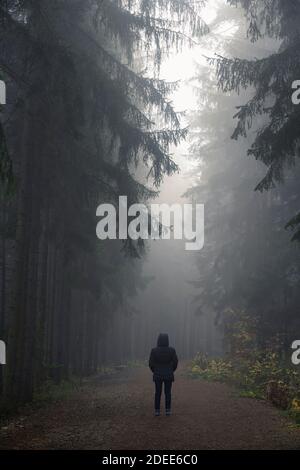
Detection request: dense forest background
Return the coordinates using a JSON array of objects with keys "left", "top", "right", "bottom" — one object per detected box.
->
[{"left": 0, "top": 0, "right": 300, "bottom": 409}]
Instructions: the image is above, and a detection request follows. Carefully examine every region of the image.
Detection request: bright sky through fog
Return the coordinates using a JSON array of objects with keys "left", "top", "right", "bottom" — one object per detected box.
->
[
  {"left": 160, "top": 0, "right": 243, "bottom": 112},
  {"left": 157, "top": 0, "right": 240, "bottom": 189},
  {"left": 154, "top": 1, "right": 221, "bottom": 196},
  {"left": 160, "top": 1, "right": 218, "bottom": 112}
]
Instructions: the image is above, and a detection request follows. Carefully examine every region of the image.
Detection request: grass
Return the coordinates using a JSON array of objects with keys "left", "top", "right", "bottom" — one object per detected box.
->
[
  {"left": 33, "top": 377, "right": 81, "bottom": 405},
  {"left": 126, "top": 358, "right": 147, "bottom": 368}
]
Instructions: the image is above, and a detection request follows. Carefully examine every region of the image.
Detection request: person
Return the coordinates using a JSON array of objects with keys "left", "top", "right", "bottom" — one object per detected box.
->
[{"left": 148, "top": 333, "right": 178, "bottom": 416}]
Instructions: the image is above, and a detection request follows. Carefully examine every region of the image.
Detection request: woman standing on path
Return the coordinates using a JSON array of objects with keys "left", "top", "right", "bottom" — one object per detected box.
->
[{"left": 149, "top": 334, "right": 178, "bottom": 417}]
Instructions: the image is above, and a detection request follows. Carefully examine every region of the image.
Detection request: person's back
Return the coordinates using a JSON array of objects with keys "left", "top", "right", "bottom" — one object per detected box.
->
[{"left": 149, "top": 333, "right": 178, "bottom": 416}]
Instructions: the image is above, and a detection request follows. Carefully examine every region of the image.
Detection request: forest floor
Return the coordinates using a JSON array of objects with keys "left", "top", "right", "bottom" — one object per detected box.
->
[{"left": 1, "top": 363, "right": 300, "bottom": 450}]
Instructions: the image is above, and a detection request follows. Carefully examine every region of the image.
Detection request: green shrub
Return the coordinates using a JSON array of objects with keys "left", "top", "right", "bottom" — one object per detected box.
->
[{"left": 189, "top": 351, "right": 300, "bottom": 411}]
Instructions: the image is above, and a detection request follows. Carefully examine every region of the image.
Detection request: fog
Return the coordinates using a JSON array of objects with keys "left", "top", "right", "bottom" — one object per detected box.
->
[{"left": 103, "top": 0, "right": 281, "bottom": 361}]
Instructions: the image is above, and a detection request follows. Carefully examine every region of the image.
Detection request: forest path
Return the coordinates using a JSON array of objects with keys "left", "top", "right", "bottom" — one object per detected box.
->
[{"left": 1, "top": 364, "right": 300, "bottom": 450}]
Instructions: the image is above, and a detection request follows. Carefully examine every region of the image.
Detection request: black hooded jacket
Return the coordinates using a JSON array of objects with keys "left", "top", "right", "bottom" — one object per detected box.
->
[{"left": 149, "top": 334, "right": 178, "bottom": 382}]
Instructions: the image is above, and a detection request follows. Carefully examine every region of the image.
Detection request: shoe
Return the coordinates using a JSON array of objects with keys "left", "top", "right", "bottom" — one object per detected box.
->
[
  {"left": 166, "top": 409, "right": 171, "bottom": 416},
  {"left": 155, "top": 410, "right": 160, "bottom": 416}
]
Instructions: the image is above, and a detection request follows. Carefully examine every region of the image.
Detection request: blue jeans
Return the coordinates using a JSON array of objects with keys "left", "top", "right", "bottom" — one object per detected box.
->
[{"left": 154, "top": 379, "right": 172, "bottom": 411}]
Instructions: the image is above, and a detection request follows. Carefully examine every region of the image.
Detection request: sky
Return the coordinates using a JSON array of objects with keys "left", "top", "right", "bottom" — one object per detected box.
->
[{"left": 156, "top": 0, "right": 222, "bottom": 203}]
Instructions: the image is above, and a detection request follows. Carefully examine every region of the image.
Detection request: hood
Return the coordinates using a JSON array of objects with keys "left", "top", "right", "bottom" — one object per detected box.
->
[{"left": 157, "top": 333, "right": 169, "bottom": 347}]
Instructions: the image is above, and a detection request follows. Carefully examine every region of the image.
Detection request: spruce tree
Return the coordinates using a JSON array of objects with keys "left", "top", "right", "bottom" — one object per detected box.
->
[{"left": 210, "top": 0, "right": 300, "bottom": 241}]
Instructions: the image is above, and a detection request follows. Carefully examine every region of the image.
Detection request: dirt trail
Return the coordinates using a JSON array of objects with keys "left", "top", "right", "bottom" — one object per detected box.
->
[{"left": 1, "top": 364, "right": 300, "bottom": 450}]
